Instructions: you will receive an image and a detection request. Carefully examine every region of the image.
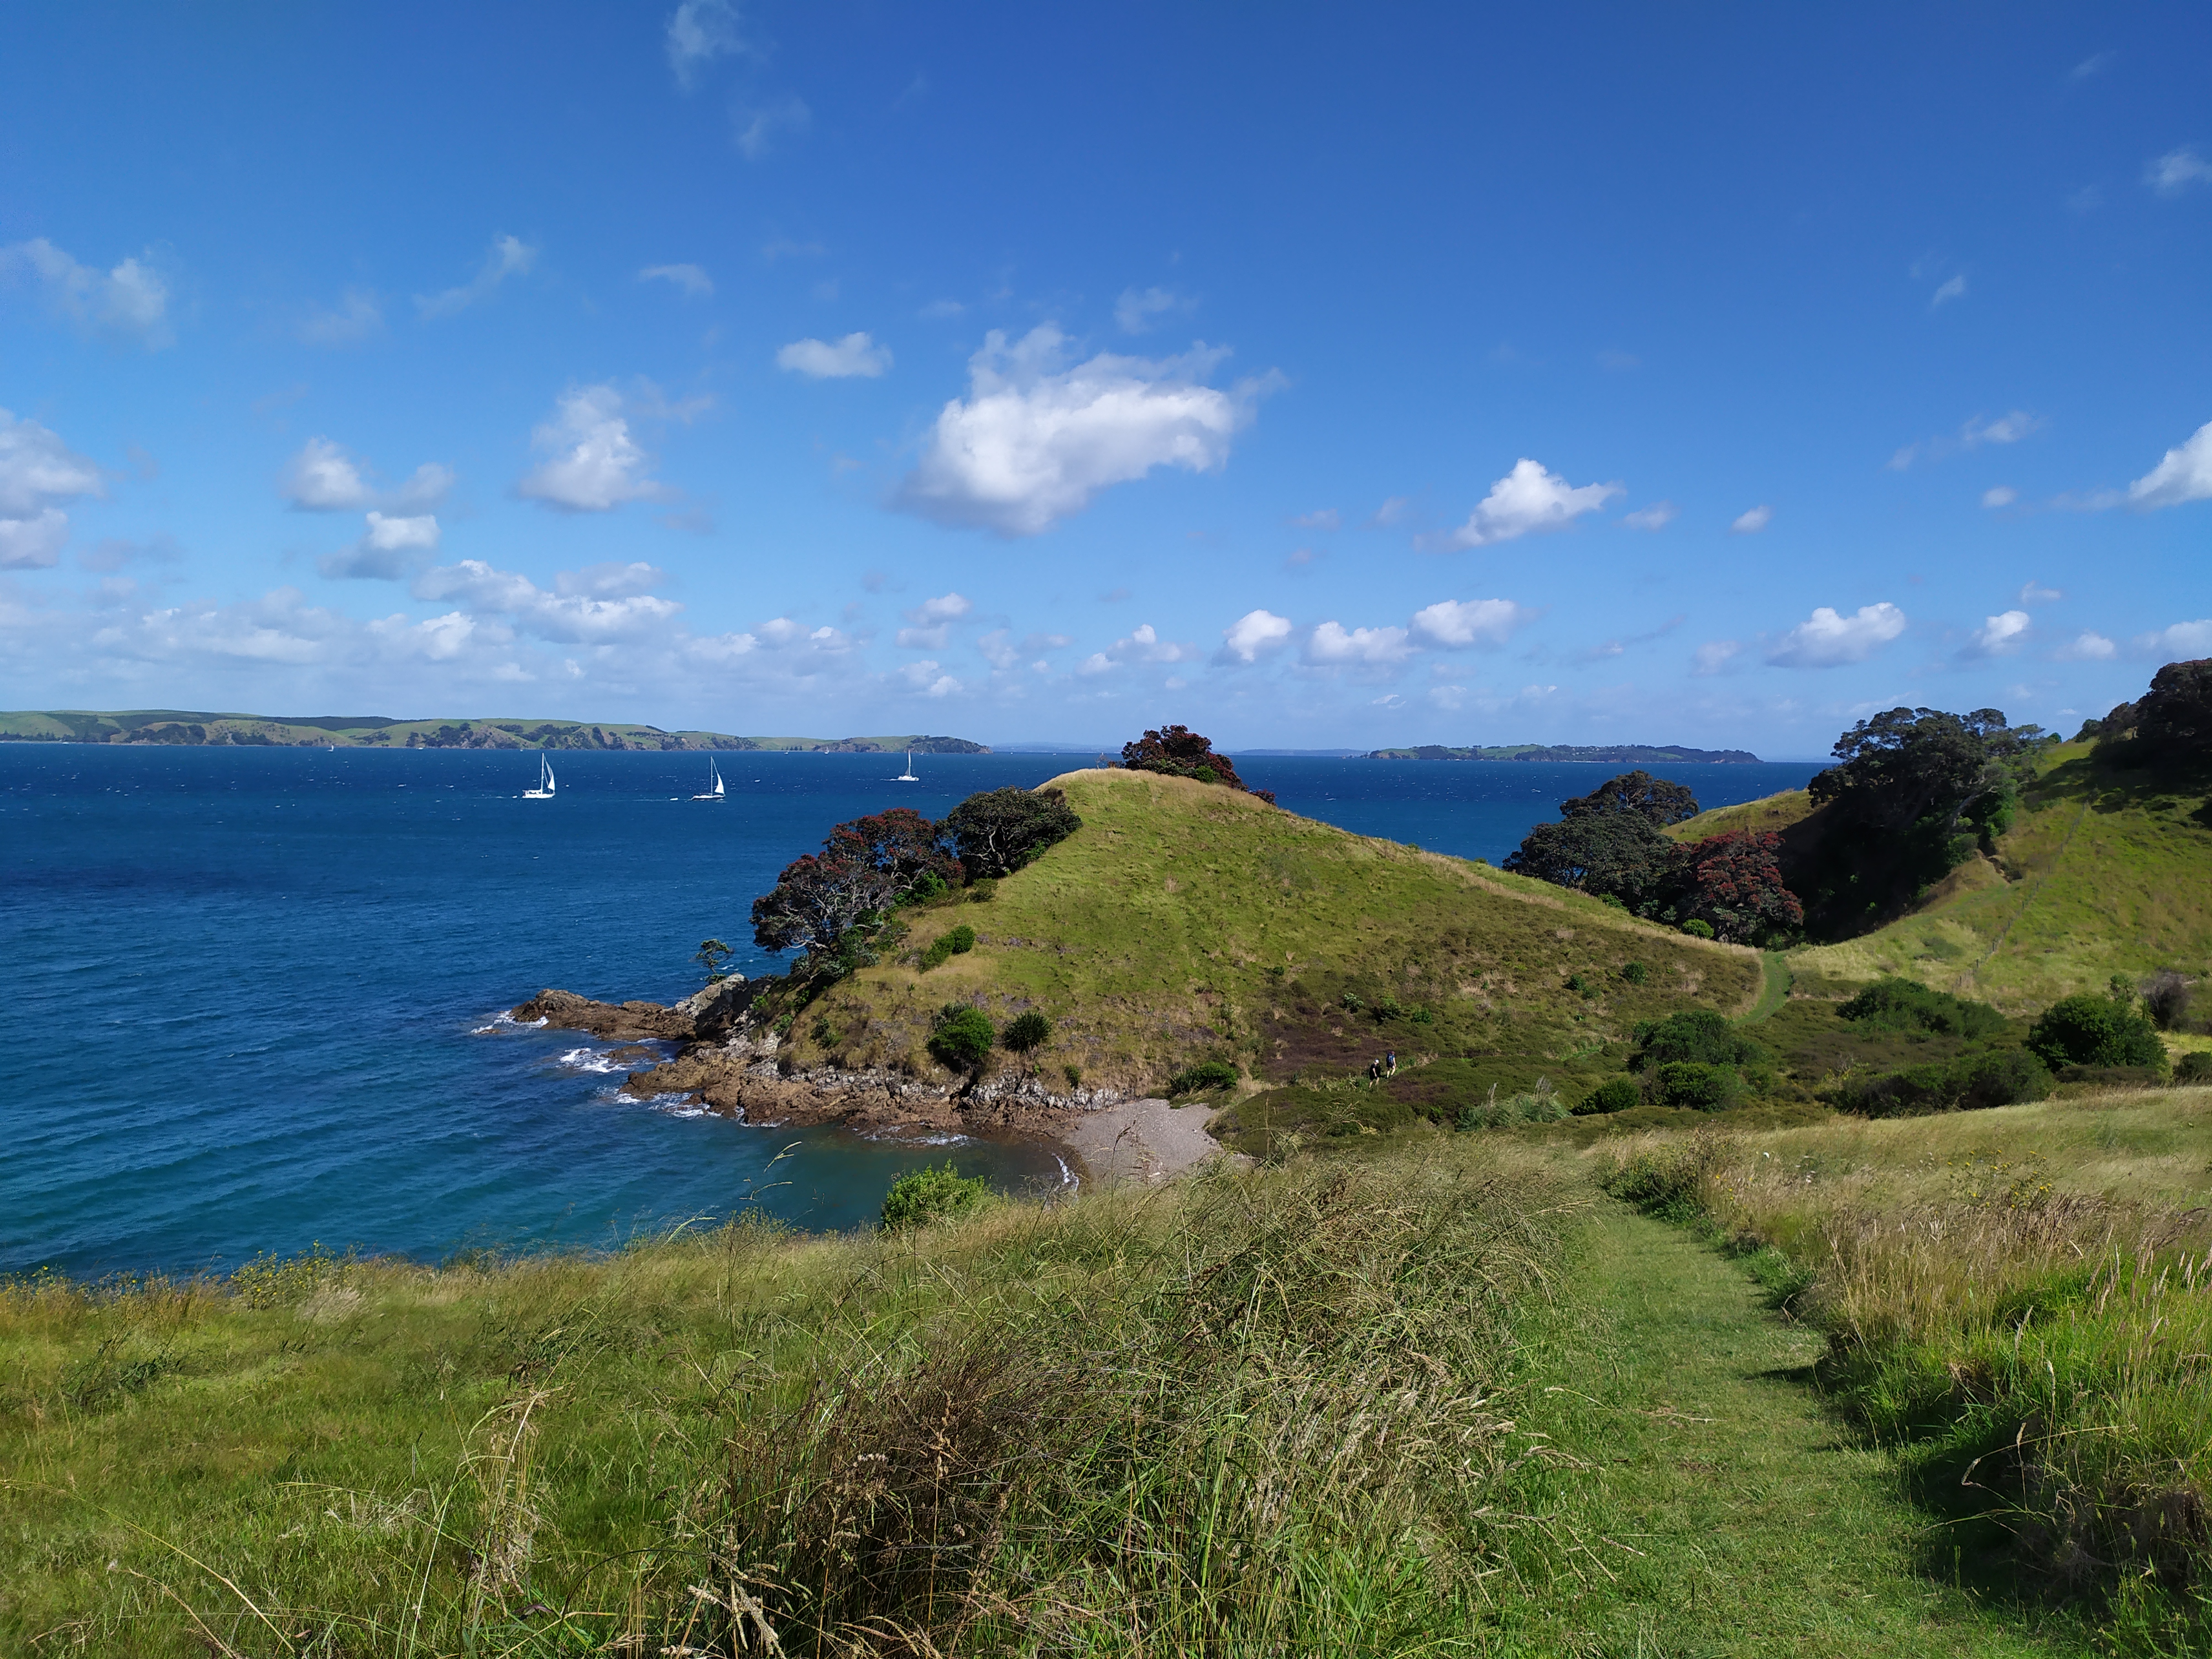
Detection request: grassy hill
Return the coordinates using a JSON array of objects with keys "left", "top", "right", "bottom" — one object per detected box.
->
[
  {"left": 1660, "top": 742, "right": 2212, "bottom": 1011},
  {"left": 780, "top": 768, "right": 1762, "bottom": 1117},
  {"left": 0, "top": 708, "right": 988, "bottom": 753}
]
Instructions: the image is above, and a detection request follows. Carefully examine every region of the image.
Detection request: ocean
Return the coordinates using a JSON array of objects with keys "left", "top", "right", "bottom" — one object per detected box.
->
[{"left": 0, "top": 744, "right": 1819, "bottom": 1276}]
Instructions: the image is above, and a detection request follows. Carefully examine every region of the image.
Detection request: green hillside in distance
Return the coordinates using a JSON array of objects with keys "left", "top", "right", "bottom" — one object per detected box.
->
[
  {"left": 779, "top": 768, "right": 1762, "bottom": 1122},
  {"left": 1367, "top": 742, "right": 1762, "bottom": 763},
  {"left": 1663, "top": 742, "right": 2211, "bottom": 1012},
  {"left": 0, "top": 708, "right": 988, "bottom": 754}
]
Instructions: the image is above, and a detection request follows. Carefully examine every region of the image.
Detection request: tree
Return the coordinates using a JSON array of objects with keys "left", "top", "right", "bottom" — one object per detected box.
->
[
  {"left": 942, "top": 787, "right": 1083, "bottom": 880},
  {"left": 1561, "top": 769, "right": 1701, "bottom": 827},
  {"left": 694, "top": 938, "right": 736, "bottom": 982},
  {"left": 1503, "top": 810, "right": 1676, "bottom": 904},
  {"left": 1003, "top": 1010, "right": 1053, "bottom": 1053},
  {"left": 1120, "top": 725, "right": 1277, "bottom": 805},
  {"left": 2099, "top": 658, "right": 2212, "bottom": 764},
  {"left": 928, "top": 1004, "right": 995, "bottom": 1069},
  {"left": 751, "top": 807, "right": 961, "bottom": 968},
  {"left": 2027, "top": 992, "right": 2168, "bottom": 1074},
  {"left": 1672, "top": 831, "right": 1803, "bottom": 944}
]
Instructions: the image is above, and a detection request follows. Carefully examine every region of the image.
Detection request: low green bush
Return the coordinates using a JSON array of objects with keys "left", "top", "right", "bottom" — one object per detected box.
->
[
  {"left": 1653, "top": 1060, "right": 1739, "bottom": 1111},
  {"left": 1619, "top": 961, "right": 1648, "bottom": 985},
  {"left": 1839, "top": 976, "right": 2008, "bottom": 1039},
  {"left": 879, "top": 1162, "right": 993, "bottom": 1230},
  {"left": 928, "top": 1003, "right": 994, "bottom": 1068},
  {"left": 919, "top": 923, "right": 978, "bottom": 972},
  {"left": 2176, "top": 1052, "right": 2212, "bottom": 1085},
  {"left": 966, "top": 879, "right": 998, "bottom": 904},
  {"left": 1456, "top": 1079, "right": 1567, "bottom": 1129},
  {"left": 1629, "top": 1010, "right": 1768, "bottom": 1072},
  {"left": 1167, "top": 1060, "right": 1240, "bottom": 1097},
  {"left": 1003, "top": 1010, "right": 1053, "bottom": 1053},
  {"left": 2029, "top": 993, "right": 2168, "bottom": 1075},
  {"left": 1680, "top": 918, "right": 1715, "bottom": 940},
  {"left": 1833, "top": 1046, "right": 2053, "bottom": 1117},
  {"left": 1574, "top": 1076, "right": 1641, "bottom": 1115},
  {"left": 2054, "top": 1063, "right": 2169, "bottom": 1091}
]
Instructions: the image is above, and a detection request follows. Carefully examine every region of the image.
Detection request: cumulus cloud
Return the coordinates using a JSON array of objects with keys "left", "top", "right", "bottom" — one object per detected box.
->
[
  {"left": 735, "top": 95, "right": 811, "bottom": 160},
  {"left": 1983, "top": 486, "right": 2018, "bottom": 508},
  {"left": 1290, "top": 508, "right": 1339, "bottom": 530},
  {"left": 2056, "top": 631, "right": 2116, "bottom": 661},
  {"left": 411, "top": 558, "right": 681, "bottom": 643},
  {"left": 895, "top": 590, "right": 971, "bottom": 648},
  {"left": 2147, "top": 146, "right": 2212, "bottom": 196},
  {"left": 1306, "top": 621, "right": 1411, "bottom": 665},
  {"left": 1892, "top": 410, "right": 2045, "bottom": 472},
  {"left": 897, "top": 325, "right": 1272, "bottom": 535},
  {"left": 415, "top": 235, "right": 537, "bottom": 320},
  {"left": 0, "top": 408, "right": 104, "bottom": 569},
  {"left": 1082, "top": 622, "right": 1198, "bottom": 675},
  {"left": 515, "top": 386, "right": 665, "bottom": 512},
  {"left": 298, "top": 288, "right": 383, "bottom": 346},
  {"left": 0, "top": 237, "right": 173, "bottom": 347},
  {"left": 1766, "top": 602, "right": 1907, "bottom": 667},
  {"left": 896, "top": 658, "right": 962, "bottom": 697},
  {"left": 1622, "top": 500, "right": 1677, "bottom": 530},
  {"left": 2126, "top": 420, "right": 2212, "bottom": 509},
  {"left": 318, "top": 512, "right": 441, "bottom": 581},
  {"left": 1731, "top": 504, "right": 1773, "bottom": 534},
  {"left": 1931, "top": 274, "right": 1968, "bottom": 307},
  {"left": 2135, "top": 619, "right": 2212, "bottom": 658},
  {"left": 281, "top": 436, "right": 453, "bottom": 513},
  {"left": 1692, "top": 640, "right": 1741, "bottom": 676},
  {"left": 776, "top": 331, "right": 892, "bottom": 378},
  {"left": 1437, "top": 459, "right": 1621, "bottom": 549},
  {"left": 1965, "top": 609, "right": 2031, "bottom": 658},
  {"left": 1407, "top": 597, "right": 1532, "bottom": 648},
  {"left": 640, "top": 263, "right": 713, "bottom": 298},
  {"left": 666, "top": 0, "right": 748, "bottom": 86},
  {"left": 1113, "top": 286, "right": 1191, "bottom": 335},
  {"left": 1215, "top": 609, "right": 1294, "bottom": 666},
  {"left": 557, "top": 561, "right": 665, "bottom": 599},
  {"left": 2019, "top": 581, "right": 2063, "bottom": 604}
]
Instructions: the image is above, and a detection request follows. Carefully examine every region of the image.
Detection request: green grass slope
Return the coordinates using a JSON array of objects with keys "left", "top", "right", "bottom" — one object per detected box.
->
[
  {"left": 1663, "top": 787, "right": 1814, "bottom": 843},
  {"left": 784, "top": 769, "right": 1762, "bottom": 1110}
]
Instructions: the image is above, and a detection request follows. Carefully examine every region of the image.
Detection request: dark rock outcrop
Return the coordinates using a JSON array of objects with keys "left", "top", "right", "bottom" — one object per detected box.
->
[{"left": 509, "top": 988, "right": 697, "bottom": 1041}]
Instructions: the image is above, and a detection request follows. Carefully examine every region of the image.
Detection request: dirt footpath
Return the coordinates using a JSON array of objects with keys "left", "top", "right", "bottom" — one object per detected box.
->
[{"left": 1055, "top": 1097, "right": 1240, "bottom": 1186}]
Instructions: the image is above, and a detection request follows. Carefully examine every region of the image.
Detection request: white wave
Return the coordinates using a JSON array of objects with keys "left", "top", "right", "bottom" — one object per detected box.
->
[
  {"left": 556, "top": 1046, "right": 625, "bottom": 1075},
  {"left": 472, "top": 1011, "right": 549, "bottom": 1034}
]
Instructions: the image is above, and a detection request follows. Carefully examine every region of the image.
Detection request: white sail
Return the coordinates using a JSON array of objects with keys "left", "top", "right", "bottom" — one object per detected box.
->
[
  {"left": 895, "top": 748, "right": 920, "bottom": 782},
  {"left": 693, "top": 757, "right": 724, "bottom": 800},
  {"left": 712, "top": 763, "right": 724, "bottom": 796},
  {"left": 525, "top": 752, "right": 557, "bottom": 799}
]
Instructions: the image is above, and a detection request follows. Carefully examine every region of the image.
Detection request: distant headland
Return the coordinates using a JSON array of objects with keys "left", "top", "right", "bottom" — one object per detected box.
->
[
  {"left": 1365, "top": 742, "right": 1761, "bottom": 764},
  {"left": 0, "top": 709, "right": 990, "bottom": 754}
]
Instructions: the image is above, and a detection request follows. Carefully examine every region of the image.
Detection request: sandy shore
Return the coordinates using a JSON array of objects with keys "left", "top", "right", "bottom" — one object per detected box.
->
[{"left": 1052, "top": 1096, "right": 1243, "bottom": 1187}]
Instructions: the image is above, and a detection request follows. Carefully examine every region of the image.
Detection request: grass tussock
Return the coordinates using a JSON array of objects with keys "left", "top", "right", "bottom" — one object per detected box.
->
[
  {"left": 1593, "top": 1088, "right": 2212, "bottom": 1637},
  {"left": 0, "top": 1142, "right": 1575, "bottom": 1657}
]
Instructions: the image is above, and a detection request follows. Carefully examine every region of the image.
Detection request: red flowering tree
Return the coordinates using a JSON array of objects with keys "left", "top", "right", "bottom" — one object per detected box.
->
[
  {"left": 751, "top": 807, "right": 961, "bottom": 970},
  {"left": 1119, "top": 725, "right": 1276, "bottom": 805},
  {"left": 1672, "top": 831, "right": 1803, "bottom": 944}
]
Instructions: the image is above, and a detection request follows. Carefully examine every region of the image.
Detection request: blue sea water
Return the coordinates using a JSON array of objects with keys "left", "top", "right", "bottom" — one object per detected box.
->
[{"left": 0, "top": 744, "right": 1818, "bottom": 1276}]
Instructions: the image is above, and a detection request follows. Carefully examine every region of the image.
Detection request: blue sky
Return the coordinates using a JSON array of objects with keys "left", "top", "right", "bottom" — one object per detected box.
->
[{"left": 2, "top": 4, "right": 2207, "bottom": 756}]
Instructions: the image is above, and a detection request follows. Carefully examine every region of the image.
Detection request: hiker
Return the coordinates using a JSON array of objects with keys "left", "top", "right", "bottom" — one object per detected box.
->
[{"left": 1386, "top": 1050, "right": 1399, "bottom": 1077}]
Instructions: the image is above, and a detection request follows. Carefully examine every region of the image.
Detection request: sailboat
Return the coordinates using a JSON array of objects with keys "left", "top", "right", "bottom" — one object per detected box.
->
[
  {"left": 894, "top": 749, "right": 920, "bottom": 782},
  {"left": 691, "top": 758, "right": 726, "bottom": 801},
  {"left": 523, "top": 753, "right": 557, "bottom": 799}
]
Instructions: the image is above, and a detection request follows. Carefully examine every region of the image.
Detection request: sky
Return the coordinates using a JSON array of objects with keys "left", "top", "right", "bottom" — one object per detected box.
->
[{"left": 1, "top": 4, "right": 2208, "bottom": 757}]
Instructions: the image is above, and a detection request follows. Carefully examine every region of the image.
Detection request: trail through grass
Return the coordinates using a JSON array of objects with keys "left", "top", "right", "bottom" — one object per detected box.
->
[{"left": 1498, "top": 1202, "right": 2086, "bottom": 1656}]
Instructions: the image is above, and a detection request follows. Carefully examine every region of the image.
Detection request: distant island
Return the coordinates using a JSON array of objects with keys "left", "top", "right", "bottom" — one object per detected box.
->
[
  {"left": 1365, "top": 742, "right": 1762, "bottom": 764},
  {"left": 0, "top": 709, "right": 989, "bottom": 754}
]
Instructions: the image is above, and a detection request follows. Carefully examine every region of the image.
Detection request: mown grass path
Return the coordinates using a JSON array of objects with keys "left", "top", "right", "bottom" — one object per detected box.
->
[{"left": 1489, "top": 1202, "right": 2089, "bottom": 1656}]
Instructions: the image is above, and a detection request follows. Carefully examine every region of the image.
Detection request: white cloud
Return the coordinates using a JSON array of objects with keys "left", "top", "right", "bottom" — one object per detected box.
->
[
  {"left": 515, "top": 386, "right": 663, "bottom": 512},
  {"left": 1931, "top": 274, "right": 1968, "bottom": 307},
  {"left": 1426, "top": 685, "right": 1468, "bottom": 710},
  {"left": 1407, "top": 597, "right": 1531, "bottom": 649},
  {"left": 1291, "top": 508, "right": 1339, "bottom": 530},
  {"left": 2018, "top": 581, "right": 2062, "bottom": 604},
  {"left": 1371, "top": 496, "right": 1410, "bottom": 527},
  {"left": 895, "top": 590, "right": 971, "bottom": 649},
  {"left": 897, "top": 325, "right": 1271, "bottom": 535},
  {"left": 1082, "top": 622, "right": 1196, "bottom": 676},
  {"left": 1439, "top": 459, "right": 1621, "bottom": 549},
  {"left": 1306, "top": 621, "right": 1411, "bottom": 665},
  {"left": 1622, "top": 500, "right": 1676, "bottom": 530},
  {"left": 735, "top": 95, "right": 811, "bottom": 160},
  {"left": 666, "top": 0, "right": 748, "bottom": 86},
  {"left": 2055, "top": 630, "right": 2116, "bottom": 661},
  {"left": 0, "top": 238, "right": 173, "bottom": 347},
  {"left": 2135, "top": 619, "right": 2212, "bottom": 658},
  {"left": 415, "top": 234, "right": 537, "bottom": 320},
  {"left": 2147, "top": 146, "right": 2212, "bottom": 196},
  {"left": 1983, "top": 486, "right": 2018, "bottom": 509},
  {"left": 298, "top": 288, "right": 383, "bottom": 346},
  {"left": 0, "top": 408, "right": 104, "bottom": 568},
  {"left": 895, "top": 658, "right": 961, "bottom": 697},
  {"left": 1114, "top": 286, "right": 1190, "bottom": 335},
  {"left": 280, "top": 437, "right": 453, "bottom": 513},
  {"left": 1965, "top": 410, "right": 2039, "bottom": 446},
  {"left": 2070, "top": 50, "right": 2116, "bottom": 81},
  {"left": 1215, "top": 609, "right": 1294, "bottom": 665},
  {"left": 1731, "top": 504, "right": 1773, "bottom": 534},
  {"left": 640, "top": 263, "right": 713, "bottom": 298},
  {"left": 2126, "top": 420, "right": 2212, "bottom": 509},
  {"left": 776, "top": 332, "right": 892, "bottom": 378},
  {"left": 1766, "top": 602, "right": 1908, "bottom": 667},
  {"left": 411, "top": 558, "right": 681, "bottom": 643},
  {"left": 557, "top": 561, "right": 665, "bottom": 599},
  {"left": 1966, "top": 609, "right": 2031, "bottom": 657},
  {"left": 1692, "top": 640, "right": 1741, "bottom": 676},
  {"left": 319, "top": 512, "right": 442, "bottom": 582},
  {"left": 977, "top": 629, "right": 1020, "bottom": 671}
]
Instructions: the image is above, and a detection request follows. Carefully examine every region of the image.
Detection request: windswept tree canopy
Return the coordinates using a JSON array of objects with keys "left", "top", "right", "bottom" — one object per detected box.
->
[
  {"left": 2096, "top": 659, "right": 2212, "bottom": 764},
  {"left": 751, "top": 807, "right": 960, "bottom": 963},
  {"left": 1503, "top": 808, "right": 1676, "bottom": 904},
  {"left": 943, "top": 787, "right": 1083, "bottom": 880},
  {"left": 1561, "top": 769, "right": 1701, "bottom": 827},
  {"left": 1119, "top": 725, "right": 1277, "bottom": 805}
]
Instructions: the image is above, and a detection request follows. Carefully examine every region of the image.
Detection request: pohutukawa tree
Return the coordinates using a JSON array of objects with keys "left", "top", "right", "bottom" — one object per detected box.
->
[
  {"left": 1504, "top": 769, "right": 1701, "bottom": 911},
  {"left": 751, "top": 807, "right": 961, "bottom": 971},
  {"left": 942, "top": 787, "right": 1084, "bottom": 880},
  {"left": 1119, "top": 725, "right": 1277, "bottom": 805},
  {"left": 1672, "top": 830, "right": 1803, "bottom": 943}
]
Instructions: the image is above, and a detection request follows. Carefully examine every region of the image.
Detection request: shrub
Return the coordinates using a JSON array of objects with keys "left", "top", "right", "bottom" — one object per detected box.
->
[
  {"left": 1835, "top": 1047, "right": 2053, "bottom": 1117},
  {"left": 942, "top": 787, "right": 1083, "bottom": 881},
  {"left": 2028, "top": 993, "right": 2168, "bottom": 1074},
  {"left": 2175, "top": 1052, "right": 2212, "bottom": 1084},
  {"left": 879, "top": 1162, "right": 992, "bottom": 1231},
  {"left": 1839, "top": 976, "right": 2009, "bottom": 1039},
  {"left": 1574, "top": 1076, "right": 1642, "bottom": 1116},
  {"left": 1166, "top": 1060, "right": 1240, "bottom": 1097},
  {"left": 1629, "top": 1009, "right": 1768, "bottom": 1072},
  {"left": 1680, "top": 918, "right": 1715, "bottom": 939},
  {"left": 919, "top": 923, "right": 978, "bottom": 972},
  {"left": 1619, "top": 961, "right": 1648, "bottom": 985},
  {"left": 2141, "top": 970, "right": 2193, "bottom": 1031},
  {"left": 1062, "top": 1063, "right": 1083, "bottom": 1088},
  {"left": 927, "top": 1004, "right": 994, "bottom": 1069},
  {"left": 1119, "top": 724, "right": 1277, "bottom": 804},
  {"left": 2054, "top": 1064, "right": 2168, "bottom": 1091},
  {"left": 1457, "top": 1078, "right": 1567, "bottom": 1129},
  {"left": 1003, "top": 1010, "right": 1053, "bottom": 1053},
  {"left": 1653, "top": 1061, "right": 1739, "bottom": 1111},
  {"left": 1565, "top": 972, "right": 1595, "bottom": 998}
]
